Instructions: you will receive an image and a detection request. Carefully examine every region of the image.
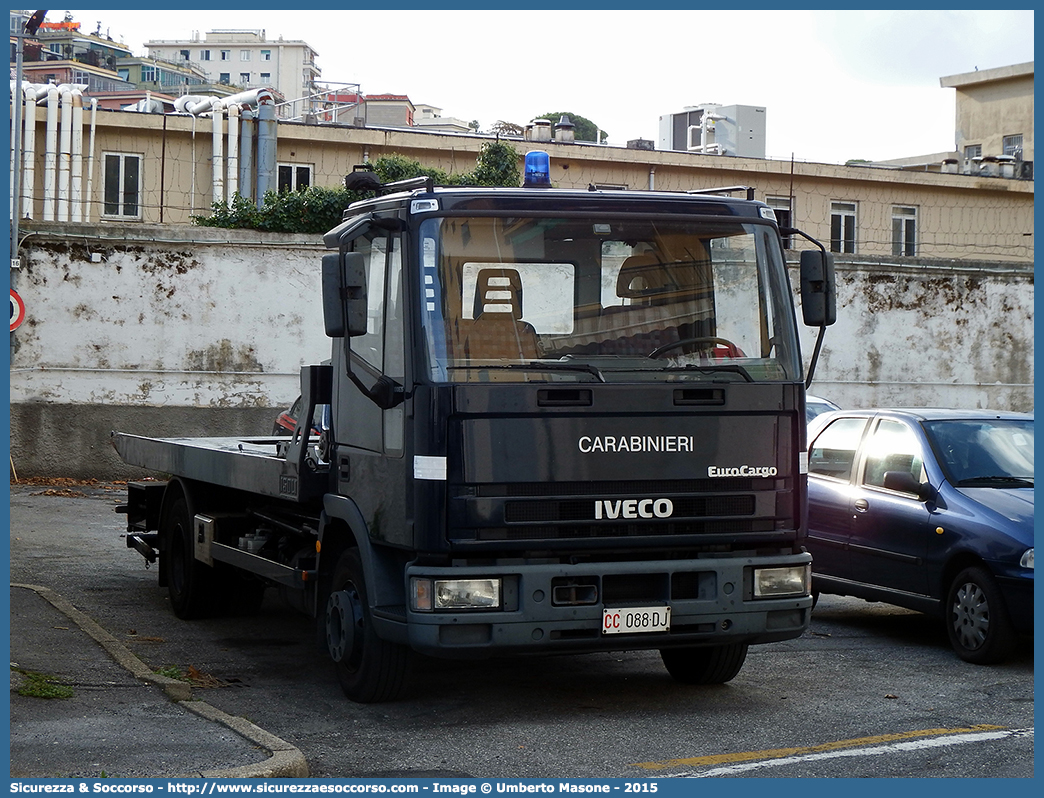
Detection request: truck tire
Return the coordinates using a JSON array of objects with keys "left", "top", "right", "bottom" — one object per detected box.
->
[
  {"left": 946, "top": 566, "right": 1017, "bottom": 664},
  {"left": 660, "top": 643, "right": 748, "bottom": 685},
  {"left": 325, "top": 548, "right": 410, "bottom": 702},
  {"left": 162, "top": 496, "right": 215, "bottom": 619}
]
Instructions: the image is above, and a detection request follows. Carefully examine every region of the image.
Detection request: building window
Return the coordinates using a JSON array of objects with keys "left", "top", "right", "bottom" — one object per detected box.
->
[
  {"left": 278, "top": 164, "right": 312, "bottom": 192},
  {"left": 117, "top": 68, "right": 130, "bottom": 81},
  {"left": 102, "top": 153, "right": 141, "bottom": 219},
  {"left": 260, "top": 49, "right": 271, "bottom": 61},
  {"left": 218, "top": 73, "right": 230, "bottom": 84},
  {"left": 240, "top": 72, "right": 251, "bottom": 84},
  {"left": 830, "top": 202, "right": 857, "bottom": 254},
  {"left": 140, "top": 65, "right": 156, "bottom": 82},
  {"left": 964, "top": 144, "right": 981, "bottom": 159},
  {"left": 1003, "top": 135, "right": 1024, "bottom": 158},
  {"left": 220, "top": 49, "right": 230, "bottom": 61},
  {"left": 240, "top": 49, "right": 251, "bottom": 61},
  {"left": 200, "top": 49, "right": 211, "bottom": 61},
  {"left": 260, "top": 72, "right": 271, "bottom": 83},
  {"left": 766, "top": 196, "right": 793, "bottom": 248},
  {"left": 891, "top": 206, "right": 917, "bottom": 257}
]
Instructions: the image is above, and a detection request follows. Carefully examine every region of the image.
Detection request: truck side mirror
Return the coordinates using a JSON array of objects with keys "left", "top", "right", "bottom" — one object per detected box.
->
[
  {"left": 800, "top": 249, "right": 836, "bottom": 327},
  {"left": 321, "top": 251, "right": 367, "bottom": 337}
]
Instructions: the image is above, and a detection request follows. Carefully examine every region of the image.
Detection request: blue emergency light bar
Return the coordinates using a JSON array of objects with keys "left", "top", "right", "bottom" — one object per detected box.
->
[{"left": 523, "top": 150, "right": 551, "bottom": 188}]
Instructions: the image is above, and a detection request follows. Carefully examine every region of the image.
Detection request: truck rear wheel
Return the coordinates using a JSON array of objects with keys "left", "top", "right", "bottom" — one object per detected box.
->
[
  {"left": 162, "top": 495, "right": 215, "bottom": 619},
  {"left": 326, "top": 548, "right": 410, "bottom": 703},
  {"left": 660, "top": 643, "right": 748, "bottom": 684}
]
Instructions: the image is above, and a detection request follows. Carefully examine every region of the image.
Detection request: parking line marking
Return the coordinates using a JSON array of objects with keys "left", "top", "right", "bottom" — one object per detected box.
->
[
  {"left": 631, "top": 724, "right": 1009, "bottom": 771},
  {"left": 682, "top": 727, "right": 1034, "bottom": 778}
]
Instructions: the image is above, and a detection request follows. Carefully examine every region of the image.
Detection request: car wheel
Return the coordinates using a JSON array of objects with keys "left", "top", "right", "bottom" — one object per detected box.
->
[
  {"left": 162, "top": 495, "right": 215, "bottom": 619},
  {"left": 325, "top": 548, "right": 411, "bottom": 702},
  {"left": 660, "top": 643, "right": 748, "bottom": 684},
  {"left": 946, "top": 566, "right": 1017, "bottom": 664}
]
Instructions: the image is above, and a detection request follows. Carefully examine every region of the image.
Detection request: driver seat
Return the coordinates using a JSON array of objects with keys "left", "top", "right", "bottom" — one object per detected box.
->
[{"left": 464, "top": 269, "right": 540, "bottom": 360}]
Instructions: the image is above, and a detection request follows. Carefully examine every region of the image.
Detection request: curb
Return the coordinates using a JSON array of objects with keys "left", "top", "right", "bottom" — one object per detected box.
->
[{"left": 12, "top": 583, "right": 310, "bottom": 779}]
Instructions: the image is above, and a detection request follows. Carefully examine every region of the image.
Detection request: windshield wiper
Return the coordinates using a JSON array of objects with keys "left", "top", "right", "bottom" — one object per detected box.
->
[
  {"left": 653, "top": 363, "right": 754, "bottom": 383},
  {"left": 449, "top": 362, "right": 607, "bottom": 383},
  {"left": 956, "top": 475, "right": 1034, "bottom": 488}
]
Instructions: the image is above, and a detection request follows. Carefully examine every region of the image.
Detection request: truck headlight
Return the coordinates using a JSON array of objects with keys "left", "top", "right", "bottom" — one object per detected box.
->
[
  {"left": 754, "top": 564, "right": 810, "bottom": 598},
  {"left": 1020, "top": 548, "right": 1034, "bottom": 569},
  {"left": 411, "top": 577, "right": 501, "bottom": 611}
]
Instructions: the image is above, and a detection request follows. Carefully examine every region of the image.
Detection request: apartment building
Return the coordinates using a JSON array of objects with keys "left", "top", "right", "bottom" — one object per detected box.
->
[{"left": 144, "top": 29, "right": 320, "bottom": 116}]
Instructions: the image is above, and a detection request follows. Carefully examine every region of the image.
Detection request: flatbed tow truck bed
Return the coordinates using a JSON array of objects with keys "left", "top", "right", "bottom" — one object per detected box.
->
[{"left": 112, "top": 432, "right": 327, "bottom": 504}]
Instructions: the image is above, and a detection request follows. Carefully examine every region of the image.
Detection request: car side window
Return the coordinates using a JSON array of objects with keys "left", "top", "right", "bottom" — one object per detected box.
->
[
  {"left": 809, "top": 417, "right": 868, "bottom": 481},
  {"left": 862, "top": 419, "right": 925, "bottom": 492}
]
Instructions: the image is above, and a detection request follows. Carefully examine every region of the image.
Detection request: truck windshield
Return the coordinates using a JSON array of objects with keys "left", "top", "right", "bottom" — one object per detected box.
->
[{"left": 417, "top": 215, "right": 800, "bottom": 383}]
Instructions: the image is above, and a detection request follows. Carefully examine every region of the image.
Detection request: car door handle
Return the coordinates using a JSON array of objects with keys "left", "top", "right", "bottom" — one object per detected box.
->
[{"left": 854, "top": 498, "right": 869, "bottom": 512}]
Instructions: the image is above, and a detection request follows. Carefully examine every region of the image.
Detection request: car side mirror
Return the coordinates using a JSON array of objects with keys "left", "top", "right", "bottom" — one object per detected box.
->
[{"left": 883, "top": 470, "right": 932, "bottom": 501}]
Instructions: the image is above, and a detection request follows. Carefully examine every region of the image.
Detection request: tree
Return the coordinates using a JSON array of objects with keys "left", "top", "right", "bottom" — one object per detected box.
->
[
  {"left": 536, "top": 112, "right": 606, "bottom": 143},
  {"left": 489, "top": 120, "right": 525, "bottom": 137}
]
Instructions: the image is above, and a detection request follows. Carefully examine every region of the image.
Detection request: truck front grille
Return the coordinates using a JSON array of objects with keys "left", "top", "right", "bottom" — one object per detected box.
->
[
  {"left": 476, "top": 519, "right": 773, "bottom": 541},
  {"left": 452, "top": 478, "right": 788, "bottom": 544},
  {"left": 504, "top": 495, "right": 755, "bottom": 523}
]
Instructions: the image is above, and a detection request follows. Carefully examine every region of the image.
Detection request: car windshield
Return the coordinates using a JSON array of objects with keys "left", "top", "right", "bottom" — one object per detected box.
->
[
  {"left": 924, "top": 418, "right": 1034, "bottom": 486},
  {"left": 417, "top": 215, "right": 800, "bottom": 384}
]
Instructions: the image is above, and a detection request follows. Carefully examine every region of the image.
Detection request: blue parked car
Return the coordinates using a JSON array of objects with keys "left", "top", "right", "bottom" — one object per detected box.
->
[{"left": 805, "top": 408, "right": 1033, "bottom": 664}]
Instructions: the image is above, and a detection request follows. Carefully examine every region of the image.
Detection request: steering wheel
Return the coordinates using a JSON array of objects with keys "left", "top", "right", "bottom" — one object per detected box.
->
[{"left": 649, "top": 336, "right": 743, "bottom": 359}]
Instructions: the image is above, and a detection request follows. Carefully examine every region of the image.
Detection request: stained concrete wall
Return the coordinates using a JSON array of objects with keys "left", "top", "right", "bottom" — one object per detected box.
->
[{"left": 8, "top": 222, "right": 1034, "bottom": 479}]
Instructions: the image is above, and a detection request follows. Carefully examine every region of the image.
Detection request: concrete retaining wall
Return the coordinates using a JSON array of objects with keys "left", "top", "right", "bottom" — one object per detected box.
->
[{"left": 9, "top": 222, "right": 1033, "bottom": 479}]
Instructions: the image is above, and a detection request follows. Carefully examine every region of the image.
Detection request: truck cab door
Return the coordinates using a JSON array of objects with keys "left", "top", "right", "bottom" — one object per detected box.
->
[{"left": 335, "top": 229, "right": 406, "bottom": 456}]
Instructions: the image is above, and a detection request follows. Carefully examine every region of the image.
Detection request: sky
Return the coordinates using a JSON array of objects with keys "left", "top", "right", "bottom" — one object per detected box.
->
[{"left": 49, "top": 8, "right": 1035, "bottom": 165}]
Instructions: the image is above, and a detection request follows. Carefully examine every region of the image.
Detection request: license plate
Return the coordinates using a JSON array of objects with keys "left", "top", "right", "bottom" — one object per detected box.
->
[{"left": 602, "top": 606, "right": 671, "bottom": 635}]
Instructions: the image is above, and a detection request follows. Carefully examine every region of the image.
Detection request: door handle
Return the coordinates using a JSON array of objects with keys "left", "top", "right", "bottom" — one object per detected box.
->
[{"left": 854, "top": 498, "right": 869, "bottom": 512}]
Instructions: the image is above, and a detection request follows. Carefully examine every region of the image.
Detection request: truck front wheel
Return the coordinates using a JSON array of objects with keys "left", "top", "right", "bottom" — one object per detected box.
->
[
  {"left": 660, "top": 643, "right": 748, "bottom": 684},
  {"left": 325, "top": 548, "right": 410, "bottom": 703},
  {"left": 162, "top": 495, "right": 214, "bottom": 619}
]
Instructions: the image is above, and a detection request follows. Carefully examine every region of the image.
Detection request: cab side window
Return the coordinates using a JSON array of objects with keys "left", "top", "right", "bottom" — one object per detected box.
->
[
  {"left": 809, "top": 417, "right": 868, "bottom": 481},
  {"left": 862, "top": 419, "right": 925, "bottom": 492}
]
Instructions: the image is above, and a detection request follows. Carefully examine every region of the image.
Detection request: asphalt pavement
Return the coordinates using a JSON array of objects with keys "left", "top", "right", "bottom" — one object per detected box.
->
[{"left": 9, "top": 581, "right": 309, "bottom": 779}]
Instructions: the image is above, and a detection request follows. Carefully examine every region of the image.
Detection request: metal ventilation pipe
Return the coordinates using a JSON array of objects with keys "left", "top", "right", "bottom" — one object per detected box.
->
[
  {"left": 239, "top": 106, "right": 255, "bottom": 202},
  {"left": 20, "top": 85, "right": 38, "bottom": 220},
  {"left": 57, "top": 87, "right": 74, "bottom": 221},
  {"left": 226, "top": 103, "right": 240, "bottom": 198},
  {"left": 211, "top": 100, "right": 225, "bottom": 205},
  {"left": 255, "top": 100, "right": 277, "bottom": 206},
  {"left": 70, "top": 91, "right": 84, "bottom": 221},
  {"left": 43, "top": 86, "right": 59, "bottom": 221},
  {"left": 85, "top": 98, "right": 98, "bottom": 222}
]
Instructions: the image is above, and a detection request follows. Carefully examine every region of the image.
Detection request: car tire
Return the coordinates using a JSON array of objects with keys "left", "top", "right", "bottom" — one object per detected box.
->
[
  {"left": 325, "top": 548, "right": 411, "bottom": 702},
  {"left": 660, "top": 643, "right": 748, "bottom": 684},
  {"left": 162, "top": 495, "right": 215, "bottom": 619},
  {"left": 945, "top": 566, "right": 1017, "bottom": 665}
]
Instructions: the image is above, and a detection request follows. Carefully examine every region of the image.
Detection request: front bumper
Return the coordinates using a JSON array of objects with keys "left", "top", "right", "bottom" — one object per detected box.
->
[{"left": 403, "top": 554, "right": 812, "bottom": 657}]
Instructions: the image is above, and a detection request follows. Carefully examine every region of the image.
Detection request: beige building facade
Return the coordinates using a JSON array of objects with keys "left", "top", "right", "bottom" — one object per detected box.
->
[
  {"left": 940, "top": 61, "right": 1034, "bottom": 172},
  {"left": 9, "top": 104, "right": 1034, "bottom": 263}
]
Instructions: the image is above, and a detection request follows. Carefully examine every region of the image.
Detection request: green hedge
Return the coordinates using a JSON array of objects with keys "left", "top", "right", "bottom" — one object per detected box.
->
[{"left": 193, "top": 141, "right": 521, "bottom": 234}]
